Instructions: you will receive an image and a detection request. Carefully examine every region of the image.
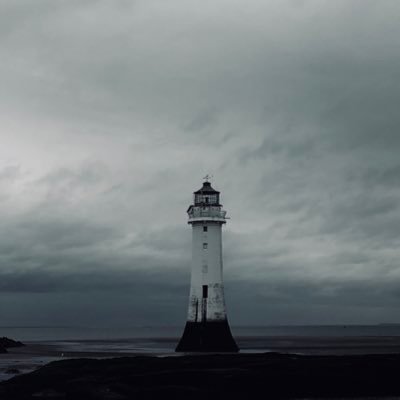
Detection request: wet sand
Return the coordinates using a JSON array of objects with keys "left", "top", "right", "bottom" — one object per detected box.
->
[
  {"left": 239, "top": 335, "right": 400, "bottom": 354},
  {"left": 0, "top": 341, "right": 166, "bottom": 382},
  {"left": 2, "top": 336, "right": 400, "bottom": 398},
  {"left": 2, "top": 352, "right": 400, "bottom": 399},
  {"left": 3, "top": 335, "right": 400, "bottom": 380}
]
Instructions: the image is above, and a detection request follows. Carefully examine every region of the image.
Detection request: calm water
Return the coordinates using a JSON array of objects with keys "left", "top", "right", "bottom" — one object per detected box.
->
[
  {"left": 2, "top": 324, "right": 400, "bottom": 341},
  {"left": 3, "top": 325, "right": 400, "bottom": 357},
  {"left": 2, "top": 325, "right": 400, "bottom": 382}
]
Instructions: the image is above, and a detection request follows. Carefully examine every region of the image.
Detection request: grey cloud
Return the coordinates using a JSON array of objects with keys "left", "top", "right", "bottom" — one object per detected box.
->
[
  {"left": 0, "top": 165, "right": 21, "bottom": 181},
  {"left": 0, "top": 267, "right": 187, "bottom": 294},
  {"left": 355, "top": 165, "right": 400, "bottom": 188},
  {"left": 183, "top": 107, "right": 220, "bottom": 132},
  {"left": 1, "top": 0, "right": 400, "bottom": 326}
]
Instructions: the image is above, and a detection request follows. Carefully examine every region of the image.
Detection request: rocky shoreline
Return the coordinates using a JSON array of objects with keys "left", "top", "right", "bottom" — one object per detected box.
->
[
  {"left": 0, "top": 338, "right": 24, "bottom": 354},
  {"left": 1, "top": 352, "right": 400, "bottom": 399}
]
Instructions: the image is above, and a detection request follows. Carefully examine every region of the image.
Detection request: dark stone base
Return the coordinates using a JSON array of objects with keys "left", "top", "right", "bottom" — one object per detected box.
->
[{"left": 176, "top": 320, "right": 239, "bottom": 352}]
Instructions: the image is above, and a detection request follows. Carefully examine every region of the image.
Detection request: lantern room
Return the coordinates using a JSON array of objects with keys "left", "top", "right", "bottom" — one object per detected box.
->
[{"left": 193, "top": 181, "right": 220, "bottom": 206}]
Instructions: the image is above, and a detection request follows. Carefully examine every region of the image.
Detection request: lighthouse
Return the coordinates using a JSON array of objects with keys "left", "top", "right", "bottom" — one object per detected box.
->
[{"left": 176, "top": 178, "right": 238, "bottom": 352}]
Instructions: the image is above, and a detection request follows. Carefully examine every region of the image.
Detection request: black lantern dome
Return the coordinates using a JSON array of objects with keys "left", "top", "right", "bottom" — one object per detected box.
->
[{"left": 193, "top": 181, "right": 220, "bottom": 206}]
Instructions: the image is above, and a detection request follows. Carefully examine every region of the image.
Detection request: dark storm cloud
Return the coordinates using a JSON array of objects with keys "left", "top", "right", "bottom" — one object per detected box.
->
[
  {"left": 0, "top": 267, "right": 187, "bottom": 294},
  {"left": 1, "top": 0, "right": 400, "bottom": 326}
]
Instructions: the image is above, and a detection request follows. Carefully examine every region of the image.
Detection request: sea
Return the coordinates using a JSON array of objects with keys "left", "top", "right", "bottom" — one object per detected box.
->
[
  {"left": 3, "top": 324, "right": 400, "bottom": 352},
  {"left": 4, "top": 324, "right": 400, "bottom": 341},
  {"left": 2, "top": 325, "right": 400, "bottom": 382}
]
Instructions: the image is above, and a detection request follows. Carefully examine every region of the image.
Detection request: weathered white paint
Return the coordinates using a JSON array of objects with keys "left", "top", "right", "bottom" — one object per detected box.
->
[{"left": 186, "top": 204, "right": 228, "bottom": 322}]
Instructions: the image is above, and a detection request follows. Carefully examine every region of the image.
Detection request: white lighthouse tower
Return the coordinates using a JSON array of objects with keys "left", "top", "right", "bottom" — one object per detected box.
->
[{"left": 176, "top": 178, "right": 238, "bottom": 352}]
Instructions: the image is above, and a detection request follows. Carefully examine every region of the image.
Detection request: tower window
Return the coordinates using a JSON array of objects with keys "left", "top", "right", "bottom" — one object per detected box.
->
[
  {"left": 203, "top": 243, "right": 208, "bottom": 249},
  {"left": 202, "top": 285, "right": 208, "bottom": 298},
  {"left": 203, "top": 226, "right": 208, "bottom": 232}
]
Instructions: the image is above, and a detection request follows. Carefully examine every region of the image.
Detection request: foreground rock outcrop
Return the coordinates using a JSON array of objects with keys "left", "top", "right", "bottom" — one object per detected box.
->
[
  {"left": 1, "top": 353, "right": 400, "bottom": 399},
  {"left": 0, "top": 337, "right": 24, "bottom": 349},
  {"left": 0, "top": 337, "right": 24, "bottom": 355}
]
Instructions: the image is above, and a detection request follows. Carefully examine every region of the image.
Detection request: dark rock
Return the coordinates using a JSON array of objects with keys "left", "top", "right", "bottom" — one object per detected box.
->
[
  {"left": 0, "top": 337, "right": 25, "bottom": 349},
  {"left": 0, "top": 346, "right": 7, "bottom": 354},
  {"left": 2, "top": 353, "right": 400, "bottom": 399},
  {"left": 31, "top": 388, "right": 66, "bottom": 398},
  {"left": 5, "top": 369, "right": 20, "bottom": 375}
]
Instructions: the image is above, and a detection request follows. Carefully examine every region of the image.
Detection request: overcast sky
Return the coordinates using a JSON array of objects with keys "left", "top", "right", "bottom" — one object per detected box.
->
[{"left": 1, "top": 0, "right": 400, "bottom": 328}]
